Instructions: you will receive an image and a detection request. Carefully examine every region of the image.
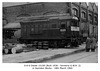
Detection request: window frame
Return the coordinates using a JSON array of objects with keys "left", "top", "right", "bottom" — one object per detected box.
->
[
  {"left": 89, "top": 14, "right": 92, "bottom": 21},
  {"left": 72, "top": 8, "right": 78, "bottom": 16},
  {"left": 81, "top": 11, "right": 86, "bottom": 19},
  {"left": 94, "top": 16, "right": 97, "bottom": 22}
]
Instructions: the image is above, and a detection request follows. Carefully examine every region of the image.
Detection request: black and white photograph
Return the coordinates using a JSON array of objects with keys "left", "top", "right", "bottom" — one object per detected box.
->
[
  {"left": 1, "top": 1, "right": 99, "bottom": 71},
  {"left": 2, "top": 2, "right": 98, "bottom": 63}
]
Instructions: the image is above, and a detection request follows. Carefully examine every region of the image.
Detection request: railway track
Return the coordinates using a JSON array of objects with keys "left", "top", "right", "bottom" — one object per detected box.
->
[
  {"left": 42, "top": 48, "right": 98, "bottom": 63},
  {"left": 69, "top": 51, "right": 97, "bottom": 63}
]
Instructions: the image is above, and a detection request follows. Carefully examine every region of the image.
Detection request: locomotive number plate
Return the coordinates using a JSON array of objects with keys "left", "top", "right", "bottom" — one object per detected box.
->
[
  {"left": 71, "top": 26, "right": 79, "bottom": 31},
  {"left": 60, "top": 29, "right": 66, "bottom": 32}
]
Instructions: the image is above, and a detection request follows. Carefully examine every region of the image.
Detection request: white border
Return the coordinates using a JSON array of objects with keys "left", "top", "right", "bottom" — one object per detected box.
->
[{"left": 0, "top": 0, "right": 99, "bottom": 71}]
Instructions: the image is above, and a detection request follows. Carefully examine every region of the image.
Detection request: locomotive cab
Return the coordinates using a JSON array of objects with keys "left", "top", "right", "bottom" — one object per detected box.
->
[
  {"left": 19, "top": 15, "right": 80, "bottom": 48},
  {"left": 71, "top": 19, "right": 79, "bottom": 37},
  {"left": 69, "top": 17, "right": 80, "bottom": 47},
  {"left": 59, "top": 16, "right": 80, "bottom": 47}
]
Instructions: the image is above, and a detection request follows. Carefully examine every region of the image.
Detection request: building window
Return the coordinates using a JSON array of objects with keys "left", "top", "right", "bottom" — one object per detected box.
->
[
  {"left": 89, "top": 14, "right": 92, "bottom": 21},
  {"left": 72, "top": 8, "right": 78, "bottom": 16},
  {"left": 81, "top": 11, "right": 86, "bottom": 18},
  {"left": 94, "top": 16, "right": 97, "bottom": 22}
]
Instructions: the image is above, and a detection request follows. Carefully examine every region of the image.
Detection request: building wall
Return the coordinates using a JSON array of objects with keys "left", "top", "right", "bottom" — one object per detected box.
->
[
  {"left": 87, "top": 3, "right": 98, "bottom": 37},
  {"left": 71, "top": 2, "right": 80, "bottom": 17},
  {"left": 80, "top": 2, "right": 88, "bottom": 37},
  {"left": 3, "top": 2, "right": 98, "bottom": 23},
  {"left": 92, "top": 3, "right": 98, "bottom": 38},
  {"left": 3, "top": 2, "right": 70, "bottom": 23}
]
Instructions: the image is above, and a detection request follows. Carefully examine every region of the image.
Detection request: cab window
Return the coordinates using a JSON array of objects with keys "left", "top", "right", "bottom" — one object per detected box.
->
[
  {"left": 60, "top": 21, "right": 66, "bottom": 29},
  {"left": 71, "top": 21, "right": 78, "bottom": 26}
]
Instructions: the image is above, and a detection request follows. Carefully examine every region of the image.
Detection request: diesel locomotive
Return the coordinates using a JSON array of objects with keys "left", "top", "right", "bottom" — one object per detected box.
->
[{"left": 19, "top": 14, "right": 82, "bottom": 48}]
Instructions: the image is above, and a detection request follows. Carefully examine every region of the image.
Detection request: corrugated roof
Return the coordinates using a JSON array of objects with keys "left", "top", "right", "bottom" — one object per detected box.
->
[{"left": 3, "top": 23, "right": 20, "bottom": 29}]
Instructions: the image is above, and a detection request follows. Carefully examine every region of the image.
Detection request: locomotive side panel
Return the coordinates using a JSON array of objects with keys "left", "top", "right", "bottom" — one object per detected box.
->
[
  {"left": 21, "top": 20, "right": 62, "bottom": 40},
  {"left": 20, "top": 15, "right": 81, "bottom": 47},
  {"left": 21, "top": 23, "right": 28, "bottom": 38}
]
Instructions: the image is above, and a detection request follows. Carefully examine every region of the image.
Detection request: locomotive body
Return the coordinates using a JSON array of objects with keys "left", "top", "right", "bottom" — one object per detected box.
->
[{"left": 19, "top": 14, "right": 81, "bottom": 48}]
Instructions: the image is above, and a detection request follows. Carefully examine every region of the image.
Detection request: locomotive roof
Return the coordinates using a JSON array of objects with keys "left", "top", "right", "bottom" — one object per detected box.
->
[{"left": 18, "top": 14, "right": 79, "bottom": 23}]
